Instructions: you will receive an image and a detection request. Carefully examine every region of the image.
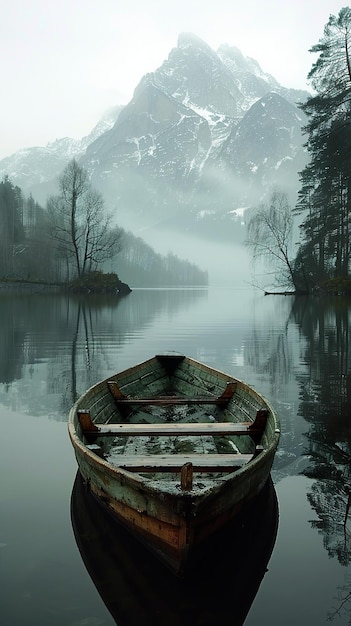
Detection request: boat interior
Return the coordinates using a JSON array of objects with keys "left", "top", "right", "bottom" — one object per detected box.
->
[{"left": 75, "top": 355, "right": 274, "bottom": 490}]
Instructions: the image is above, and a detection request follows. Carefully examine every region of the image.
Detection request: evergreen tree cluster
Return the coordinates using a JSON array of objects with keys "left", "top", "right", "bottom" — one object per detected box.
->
[
  {"left": 296, "top": 7, "right": 351, "bottom": 290},
  {"left": 0, "top": 176, "right": 51, "bottom": 280},
  {"left": 117, "top": 231, "right": 208, "bottom": 287},
  {"left": 245, "top": 8, "right": 351, "bottom": 295}
]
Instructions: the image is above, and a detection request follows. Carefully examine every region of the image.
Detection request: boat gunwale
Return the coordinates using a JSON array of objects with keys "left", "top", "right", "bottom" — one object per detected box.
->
[{"left": 68, "top": 355, "right": 280, "bottom": 504}]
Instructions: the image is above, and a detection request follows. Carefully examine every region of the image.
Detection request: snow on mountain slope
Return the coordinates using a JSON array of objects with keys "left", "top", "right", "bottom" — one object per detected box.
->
[
  {"left": 0, "top": 34, "right": 309, "bottom": 241},
  {"left": 0, "top": 105, "right": 122, "bottom": 192}
]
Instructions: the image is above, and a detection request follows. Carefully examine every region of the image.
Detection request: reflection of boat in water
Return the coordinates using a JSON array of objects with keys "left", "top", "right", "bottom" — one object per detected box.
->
[
  {"left": 68, "top": 354, "right": 280, "bottom": 574},
  {"left": 71, "top": 471, "right": 279, "bottom": 626}
]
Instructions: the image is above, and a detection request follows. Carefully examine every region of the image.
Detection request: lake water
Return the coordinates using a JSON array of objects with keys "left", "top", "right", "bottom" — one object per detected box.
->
[{"left": 1, "top": 287, "right": 351, "bottom": 625}]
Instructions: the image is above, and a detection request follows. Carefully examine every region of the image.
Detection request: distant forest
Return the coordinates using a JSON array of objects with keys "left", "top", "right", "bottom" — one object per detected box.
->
[{"left": 0, "top": 173, "right": 208, "bottom": 287}]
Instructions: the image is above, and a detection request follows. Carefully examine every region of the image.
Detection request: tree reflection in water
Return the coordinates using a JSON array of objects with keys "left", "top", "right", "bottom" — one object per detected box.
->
[
  {"left": 290, "top": 297, "right": 351, "bottom": 622},
  {"left": 246, "top": 294, "right": 351, "bottom": 621},
  {"left": 291, "top": 297, "right": 351, "bottom": 567}
]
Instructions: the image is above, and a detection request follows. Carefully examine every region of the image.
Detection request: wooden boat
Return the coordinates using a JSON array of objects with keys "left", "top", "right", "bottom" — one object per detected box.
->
[
  {"left": 68, "top": 353, "right": 280, "bottom": 574},
  {"left": 71, "top": 471, "right": 279, "bottom": 626}
]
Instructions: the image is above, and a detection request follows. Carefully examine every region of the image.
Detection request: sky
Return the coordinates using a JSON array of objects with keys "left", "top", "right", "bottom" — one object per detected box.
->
[{"left": 0, "top": 0, "right": 348, "bottom": 160}]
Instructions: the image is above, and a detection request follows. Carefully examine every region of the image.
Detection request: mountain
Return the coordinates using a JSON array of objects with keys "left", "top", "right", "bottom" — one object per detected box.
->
[
  {"left": 0, "top": 33, "right": 309, "bottom": 243},
  {"left": 80, "top": 33, "right": 308, "bottom": 238},
  {"left": 0, "top": 106, "right": 123, "bottom": 194},
  {"left": 214, "top": 92, "right": 306, "bottom": 206}
]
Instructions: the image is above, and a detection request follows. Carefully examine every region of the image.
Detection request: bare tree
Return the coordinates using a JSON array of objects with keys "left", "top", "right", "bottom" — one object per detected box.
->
[
  {"left": 47, "top": 159, "right": 121, "bottom": 280},
  {"left": 245, "top": 190, "right": 303, "bottom": 292}
]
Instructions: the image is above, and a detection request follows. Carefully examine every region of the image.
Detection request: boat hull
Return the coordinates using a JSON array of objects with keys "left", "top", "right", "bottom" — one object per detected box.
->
[
  {"left": 68, "top": 354, "right": 280, "bottom": 574},
  {"left": 71, "top": 471, "right": 279, "bottom": 626}
]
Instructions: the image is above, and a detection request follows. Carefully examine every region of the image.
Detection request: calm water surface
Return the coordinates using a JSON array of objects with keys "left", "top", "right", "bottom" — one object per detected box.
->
[{"left": 1, "top": 287, "right": 351, "bottom": 625}]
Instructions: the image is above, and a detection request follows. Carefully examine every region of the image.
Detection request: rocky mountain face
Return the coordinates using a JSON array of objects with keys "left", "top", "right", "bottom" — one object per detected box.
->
[
  {"left": 0, "top": 33, "right": 309, "bottom": 242},
  {"left": 81, "top": 33, "right": 308, "bottom": 239},
  {"left": 0, "top": 106, "right": 122, "bottom": 194}
]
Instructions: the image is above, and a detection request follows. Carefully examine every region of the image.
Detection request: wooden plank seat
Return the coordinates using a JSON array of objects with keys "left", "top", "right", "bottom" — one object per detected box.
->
[
  {"left": 107, "top": 380, "right": 237, "bottom": 406},
  {"left": 104, "top": 452, "right": 255, "bottom": 473},
  {"left": 77, "top": 409, "right": 268, "bottom": 441},
  {"left": 104, "top": 449, "right": 262, "bottom": 491},
  {"left": 80, "top": 421, "right": 260, "bottom": 437}
]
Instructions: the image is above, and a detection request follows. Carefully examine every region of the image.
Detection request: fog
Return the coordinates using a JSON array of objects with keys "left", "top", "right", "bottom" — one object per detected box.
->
[{"left": 135, "top": 226, "right": 253, "bottom": 287}]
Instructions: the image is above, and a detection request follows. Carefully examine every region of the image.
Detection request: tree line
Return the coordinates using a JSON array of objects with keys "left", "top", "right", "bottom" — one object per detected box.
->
[
  {"left": 246, "top": 7, "right": 351, "bottom": 295},
  {"left": 0, "top": 160, "right": 208, "bottom": 287},
  {"left": 117, "top": 231, "right": 209, "bottom": 287}
]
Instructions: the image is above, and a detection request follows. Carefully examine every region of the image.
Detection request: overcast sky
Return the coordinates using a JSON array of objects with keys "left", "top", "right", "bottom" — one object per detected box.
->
[{"left": 0, "top": 0, "right": 347, "bottom": 159}]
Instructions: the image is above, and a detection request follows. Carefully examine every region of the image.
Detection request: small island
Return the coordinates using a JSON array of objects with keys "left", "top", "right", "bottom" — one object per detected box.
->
[{"left": 67, "top": 271, "right": 132, "bottom": 295}]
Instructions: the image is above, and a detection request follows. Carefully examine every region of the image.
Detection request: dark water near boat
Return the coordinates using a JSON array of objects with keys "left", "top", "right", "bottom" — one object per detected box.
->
[{"left": 1, "top": 287, "right": 351, "bottom": 625}]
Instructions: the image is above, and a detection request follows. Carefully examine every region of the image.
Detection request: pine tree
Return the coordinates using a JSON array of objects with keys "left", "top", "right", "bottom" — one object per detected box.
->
[
  {"left": 296, "top": 8, "right": 351, "bottom": 283},
  {"left": 0, "top": 176, "right": 25, "bottom": 275}
]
